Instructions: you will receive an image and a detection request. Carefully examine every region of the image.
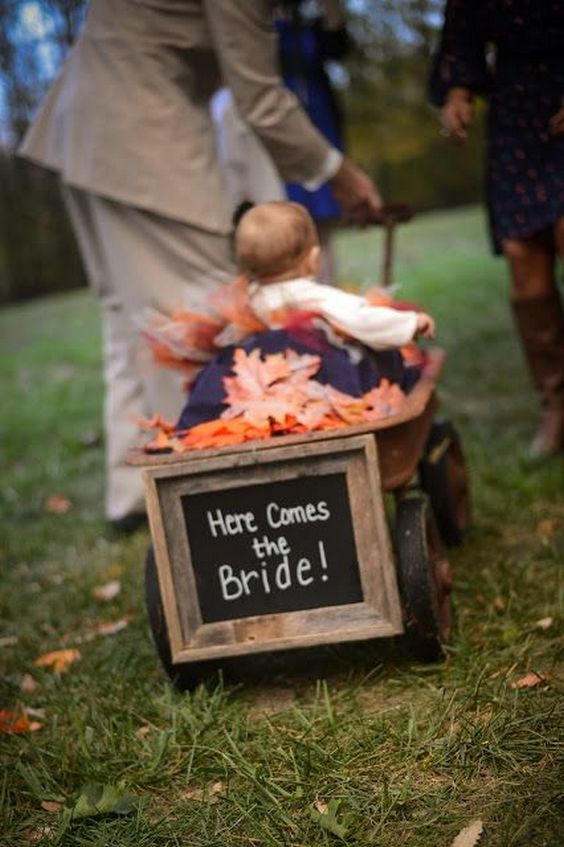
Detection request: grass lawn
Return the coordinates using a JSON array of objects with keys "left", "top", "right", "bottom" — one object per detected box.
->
[{"left": 1, "top": 205, "right": 562, "bottom": 846}]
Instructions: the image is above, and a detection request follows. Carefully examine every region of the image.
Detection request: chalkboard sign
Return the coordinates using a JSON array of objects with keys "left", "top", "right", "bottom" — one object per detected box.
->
[
  {"left": 142, "top": 435, "right": 403, "bottom": 663},
  {"left": 181, "top": 473, "right": 363, "bottom": 623}
]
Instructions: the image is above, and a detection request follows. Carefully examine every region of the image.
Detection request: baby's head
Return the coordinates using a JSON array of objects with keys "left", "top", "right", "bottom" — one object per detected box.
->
[{"left": 235, "top": 201, "right": 320, "bottom": 284}]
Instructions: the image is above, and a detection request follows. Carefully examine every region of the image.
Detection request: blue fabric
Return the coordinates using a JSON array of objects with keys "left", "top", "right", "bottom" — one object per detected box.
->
[
  {"left": 276, "top": 18, "right": 345, "bottom": 221},
  {"left": 176, "top": 329, "right": 419, "bottom": 431}
]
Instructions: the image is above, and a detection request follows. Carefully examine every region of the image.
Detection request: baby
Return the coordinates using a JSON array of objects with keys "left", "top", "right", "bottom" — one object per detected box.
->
[
  {"left": 237, "top": 201, "right": 435, "bottom": 349},
  {"left": 176, "top": 201, "right": 434, "bottom": 430}
]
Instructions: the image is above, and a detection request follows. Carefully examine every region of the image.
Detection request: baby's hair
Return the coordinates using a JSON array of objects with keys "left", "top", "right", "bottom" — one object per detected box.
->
[{"left": 235, "top": 201, "right": 318, "bottom": 280}]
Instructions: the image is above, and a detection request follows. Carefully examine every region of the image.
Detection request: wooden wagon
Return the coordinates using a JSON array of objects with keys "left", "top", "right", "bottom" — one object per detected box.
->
[{"left": 129, "top": 348, "right": 469, "bottom": 687}]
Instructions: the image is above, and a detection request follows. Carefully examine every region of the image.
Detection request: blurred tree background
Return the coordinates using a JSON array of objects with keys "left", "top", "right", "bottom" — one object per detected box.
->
[{"left": 0, "top": 0, "right": 486, "bottom": 303}]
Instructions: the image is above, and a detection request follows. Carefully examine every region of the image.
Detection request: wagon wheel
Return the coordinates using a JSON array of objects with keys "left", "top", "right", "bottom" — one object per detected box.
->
[
  {"left": 394, "top": 494, "right": 453, "bottom": 662},
  {"left": 145, "top": 545, "right": 210, "bottom": 690},
  {"left": 420, "top": 419, "right": 470, "bottom": 547}
]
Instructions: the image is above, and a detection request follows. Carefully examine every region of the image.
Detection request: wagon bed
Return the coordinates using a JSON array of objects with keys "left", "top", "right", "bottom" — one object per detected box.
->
[{"left": 128, "top": 348, "right": 446, "bottom": 492}]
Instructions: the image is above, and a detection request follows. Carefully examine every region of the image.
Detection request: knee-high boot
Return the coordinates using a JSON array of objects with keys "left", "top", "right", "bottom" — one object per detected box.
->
[{"left": 511, "top": 292, "right": 564, "bottom": 457}]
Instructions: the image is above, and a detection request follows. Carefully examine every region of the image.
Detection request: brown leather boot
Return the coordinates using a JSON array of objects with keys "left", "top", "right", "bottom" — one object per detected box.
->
[{"left": 511, "top": 293, "right": 564, "bottom": 457}]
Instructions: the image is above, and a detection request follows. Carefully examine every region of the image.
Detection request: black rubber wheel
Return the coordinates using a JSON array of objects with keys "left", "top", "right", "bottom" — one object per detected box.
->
[
  {"left": 144, "top": 545, "right": 210, "bottom": 690},
  {"left": 420, "top": 419, "right": 470, "bottom": 547},
  {"left": 394, "top": 494, "right": 453, "bottom": 662}
]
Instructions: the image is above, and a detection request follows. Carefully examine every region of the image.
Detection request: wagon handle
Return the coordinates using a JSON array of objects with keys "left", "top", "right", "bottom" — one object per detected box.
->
[{"left": 368, "top": 202, "right": 414, "bottom": 288}]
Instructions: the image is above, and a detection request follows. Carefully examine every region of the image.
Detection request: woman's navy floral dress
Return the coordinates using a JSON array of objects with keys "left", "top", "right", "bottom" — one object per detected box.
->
[{"left": 430, "top": 0, "right": 564, "bottom": 253}]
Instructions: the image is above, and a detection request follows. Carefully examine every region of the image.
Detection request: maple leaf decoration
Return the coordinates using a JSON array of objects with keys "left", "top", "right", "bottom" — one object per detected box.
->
[
  {"left": 143, "top": 348, "right": 407, "bottom": 452},
  {"left": 34, "top": 648, "right": 81, "bottom": 673},
  {"left": 0, "top": 709, "right": 43, "bottom": 734}
]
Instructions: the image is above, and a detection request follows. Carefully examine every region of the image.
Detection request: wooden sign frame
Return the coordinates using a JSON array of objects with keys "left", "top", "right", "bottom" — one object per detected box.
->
[{"left": 142, "top": 434, "right": 403, "bottom": 664}]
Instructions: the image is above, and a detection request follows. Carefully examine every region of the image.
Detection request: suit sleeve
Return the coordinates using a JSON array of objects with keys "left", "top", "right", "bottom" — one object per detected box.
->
[
  {"left": 203, "top": 0, "right": 335, "bottom": 184},
  {"left": 429, "top": 0, "right": 490, "bottom": 107}
]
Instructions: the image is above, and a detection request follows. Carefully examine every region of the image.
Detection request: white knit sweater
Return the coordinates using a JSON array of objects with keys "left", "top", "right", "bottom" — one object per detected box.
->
[{"left": 249, "top": 277, "right": 417, "bottom": 351}]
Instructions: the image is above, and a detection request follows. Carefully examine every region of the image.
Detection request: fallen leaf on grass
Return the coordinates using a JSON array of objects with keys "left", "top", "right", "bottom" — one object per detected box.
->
[
  {"left": 0, "top": 709, "right": 43, "bottom": 734},
  {"left": 63, "top": 613, "right": 134, "bottom": 645},
  {"left": 450, "top": 819, "right": 484, "bottom": 847},
  {"left": 183, "top": 781, "right": 225, "bottom": 802},
  {"left": 41, "top": 800, "right": 63, "bottom": 813},
  {"left": 310, "top": 798, "right": 350, "bottom": 840},
  {"left": 492, "top": 596, "right": 506, "bottom": 612},
  {"left": 70, "top": 783, "right": 139, "bottom": 819},
  {"left": 44, "top": 495, "right": 72, "bottom": 515},
  {"left": 20, "top": 674, "right": 39, "bottom": 693},
  {"left": 34, "top": 648, "right": 81, "bottom": 673},
  {"left": 92, "top": 580, "right": 121, "bottom": 603},
  {"left": 24, "top": 824, "right": 55, "bottom": 843},
  {"left": 24, "top": 706, "right": 46, "bottom": 720},
  {"left": 92, "top": 613, "right": 133, "bottom": 637},
  {"left": 536, "top": 519, "right": 559, "bottom": 542},
  {"left": 136, "top": 725, "right": 151, "bottom": 738},
  {"left": 535, "top": 617, "right": 554, "bottom": 630},
  {"left": 511, "top": 671, "right": 551, "bottom": 689}
]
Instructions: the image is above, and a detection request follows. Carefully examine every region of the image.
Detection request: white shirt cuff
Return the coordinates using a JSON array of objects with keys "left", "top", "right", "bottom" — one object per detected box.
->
[{"left": 303, "top": 148, "right": 343, "bottom": 192}]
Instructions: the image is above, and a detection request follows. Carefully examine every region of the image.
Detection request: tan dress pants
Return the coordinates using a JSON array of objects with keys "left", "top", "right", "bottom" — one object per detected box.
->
[{"left": 63, "top": 187, "right": 235, "bottom": 521}]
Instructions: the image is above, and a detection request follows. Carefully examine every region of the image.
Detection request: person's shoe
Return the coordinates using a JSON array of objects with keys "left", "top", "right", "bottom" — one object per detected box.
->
[{"left": 108, "top": 512, "right": 148, "bottom": 536}]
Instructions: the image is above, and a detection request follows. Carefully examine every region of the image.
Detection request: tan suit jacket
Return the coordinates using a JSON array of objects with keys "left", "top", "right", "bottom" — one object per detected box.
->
[{"left": 20, "top": 0, "right": 333, "bottom": 233}]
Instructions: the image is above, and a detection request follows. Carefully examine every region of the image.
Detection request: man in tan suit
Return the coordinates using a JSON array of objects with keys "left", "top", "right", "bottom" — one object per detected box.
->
[{"left": 20, "top": 0, "right": 382, "bottom": 532}]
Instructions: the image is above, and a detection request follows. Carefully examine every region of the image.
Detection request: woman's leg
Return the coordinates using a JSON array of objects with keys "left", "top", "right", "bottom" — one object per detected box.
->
[{"left": 504, "top": 228, "right": 564, "bottom": 456}]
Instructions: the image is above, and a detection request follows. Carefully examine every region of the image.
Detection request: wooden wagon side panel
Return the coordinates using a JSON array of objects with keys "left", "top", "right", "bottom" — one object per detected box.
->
[{"left": 143, "top": 435, "right": 404, "bottom": 663}]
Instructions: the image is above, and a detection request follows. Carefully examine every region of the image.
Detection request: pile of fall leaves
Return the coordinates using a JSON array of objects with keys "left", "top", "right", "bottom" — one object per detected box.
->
[{"left": 142, "top": 348, "right": 407, "bottom": 452}]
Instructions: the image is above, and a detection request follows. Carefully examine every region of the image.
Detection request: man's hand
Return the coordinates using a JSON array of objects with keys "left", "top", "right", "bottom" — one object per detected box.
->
[
  {"left": 440, "top": 87, "right": 475, "bottom": 143},
  {"left": 415, "top": 312, "right": 435, "bottom": 340},
  {"left": 329, "top": 158, "right": 382, "bottom": 225}
]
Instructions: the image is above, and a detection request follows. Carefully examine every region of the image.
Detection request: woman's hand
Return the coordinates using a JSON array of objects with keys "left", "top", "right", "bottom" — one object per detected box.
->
[{"left": 440, "top": 87, "right": 475, "bottom": 143}]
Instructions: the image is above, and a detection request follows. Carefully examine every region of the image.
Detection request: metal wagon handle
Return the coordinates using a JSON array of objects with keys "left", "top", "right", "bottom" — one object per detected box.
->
[{"left": 368, "top": 202, "right": 414, "bottom": 288}]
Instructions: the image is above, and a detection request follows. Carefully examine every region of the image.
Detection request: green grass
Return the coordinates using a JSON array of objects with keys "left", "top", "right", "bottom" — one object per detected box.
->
[{"left": 1, "top": 206, "right": 563, "bottom": 846}]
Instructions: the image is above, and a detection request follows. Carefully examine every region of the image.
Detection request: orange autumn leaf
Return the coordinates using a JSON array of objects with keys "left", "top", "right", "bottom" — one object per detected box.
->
[
  {"left": 137, "top": 414, "right": 176, "bottom": 434},
  {"left": 511, "top": 671, "right": 551, "bottom": 689},
  {"left": 223, "top": 348, "right": 293, "bottom": 400},
  {"left": 0, "top": 709, "right": 43, "bottom": 734},
  {"left": 151, "top": 339, "right": 196, "bottom": 373},
  {"left": 41, "top": 801, "right": 63, "bottom": 813},
  {"left": 44, "top": 495, "right": 72, "bottom": 515},
  {"left": 181, "top": 417, "right": 271, "bottom": 449},
  {"left": 92, "top": 613, "right": 133, "bottom": 637},
  {"left": 34, "top": 648, "right": 81, "bottom": 673},
  {"left": 400, "top": 342, "right": 427, "bottom": 367}
]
